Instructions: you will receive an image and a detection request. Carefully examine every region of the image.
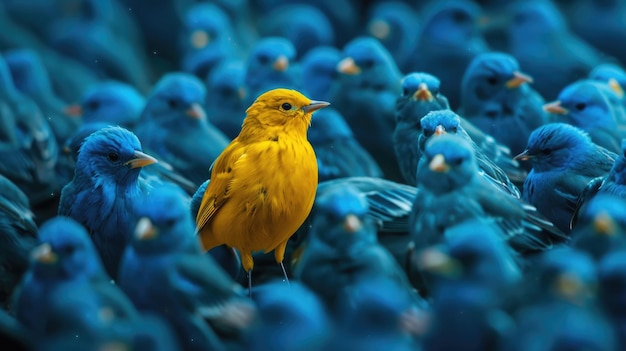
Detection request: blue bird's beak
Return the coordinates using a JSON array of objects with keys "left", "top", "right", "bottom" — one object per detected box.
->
[
  {"left": 543, "top": 100, "right": 568, "bottom": 114},
  {"left": 593, "top": 211, "right": 616, "bottom": 236},
  {"left": 64, "top": 104, "right": 83, "bottom": 117},
  {"left": 302, "top": 100, "right": 330, "bottom": 114},
  {"left": 433, "top": 125, "right": 446, "bottom": 136},
  {"left": 505, "top": 71, "right": 533, "bottom": 89},
  {"left": 413, "top": 83, "right": 434, "bottom": 101},
  {"left": 417, "top": 247, "right": 460, "bottom": 277},
  {"left": 343, "top": 214, "right": 362, "bottom": 233},
  {"left": 337, "top": 57, "right": 361, "bottom": 75},
  {"left": 125, "top": 150, "right": 158, "bottom": 169},
  {"left": 273, "top": 55, "right": 289, "bottom": 72},
  {"left": 135, "top": 217, "right": 158, "bottom": 240},
  {"left": 429, "top": 154, "right": 450, "bottom": 173},
  {"left": 186, "top": 103, "right": 207, "bottom": 120},
  {"left": 368, "top": 19, "right": 390, "bottom": 40},
  {"left": 190, "top": 29, "right": 211, "bottom": 49},
  {"left": 32, "top": 243, "right": 58, "bottom": 264},
  {"left": 609, "top": 78, "right": 624, "bottom": 98},
  {"left": 513, "top": 150, "right": 533, "bottom": 161}
]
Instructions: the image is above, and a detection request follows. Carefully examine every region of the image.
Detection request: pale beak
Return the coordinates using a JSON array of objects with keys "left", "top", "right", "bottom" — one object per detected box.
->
[
  {"left": 593, "top": 211, "right": 616, "bottom": 236},
  {"left": 186, "top": 103, "right": 207, "bottom": 120},
  {"left": 609, "top": 78, "right": 624, "bottom": 98},
  {"left": 337, "top": 57, "right": 361, "bottom": 75},
  {"left": 124, "top": 150, "right": 158, "bottom": 169},
  {"left": 135, "top": 217, "right": 158, "bottom": 240},
  {"left": 543, "top": 100, "right": 569, "bottom": 114},
  {"left": 32, "top": 243, "right": 58, "bottom": 264},
  {"left": 413, "top": 83, "right": 433, "bottom": 101},
  {"left": 433, "top": 125, "right": 446, "bottom": 136},
  {"left": 368, "top": 19, "right": 390, "bottom": 40},
  {"left": 505, "top": 71, "right": 533, "bottom": 89},
  {"left": 429, "top": 154, "right": 449, "bottom": 172},
  {"left": 190, "top": 29, "right": 210, "bottom": 49},
  {"left": 302, "top": 100, "right": 330, "bottom": 113},
  {"left": 273, "top": 55, "right": 289, "bottom": 72},
  {"left": 513, "top": 149, "right": 533, "bottom": 161},
  {"left": 343, "top": 214, "right": 362, "bottom": 233}
]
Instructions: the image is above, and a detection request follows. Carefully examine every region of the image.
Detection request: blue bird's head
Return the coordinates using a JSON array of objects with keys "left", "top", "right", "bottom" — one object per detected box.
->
[
  {"left": 307, "top": 108, "right": 353, "bottom": 144},
  {"left": 418, "top": 134, "right": 477, "bottom": 193},
  {"left": 461, "top": 52, "right": 533, "bottom": 116},
  {"left": 245, "top": 37, "right": 297, "bottom": 94},
  {"left": 419, "top": 0, "right": 485, "bottom": 50},
  {"left": 544, "top": 80, "right": 616, "bottom": 129},
  {"left": 63, "top": 122, "right": 110, "bottom": 162},
  {"left": 76, "top": 126, "right": 157, "bottom": 186},
  {"left": 4, "top": 49, "right": 53, "bottom": 98},
  {"left": 509, "top": 0, "right": 568, "bottom": 40},
  {"left": 206, "top": 61, "right": 247, "bottom": 109},
  {"left": 395, "top": 72, "right": 450, "bottom": 126},
  {"left": 589, "top": 63, "right": 626, "bottom": 99},
  {"left": 310, "top": 185, "right": 374, "bottom": 249},
  {"left": 578, "top": 193, "right": 626, "bottom": 237},
  {"left": 31, "top": 216, "right": 104, "bottom": 281},
  {"left": 418, "top": 110, "right": 466, "bottom": 152},
  {"left": 142, "top": 72, "right": 208, "bottom": 127},
  {"left": 400, "top": 72, "right": 445, "bottom": 103},
  {"left": 70, "top": 81, "right": 145, "bottom": 128},
  {"left": 336, "top": 36, "right": 401, "bottom": 92},
  {"left": 132, "top": 184, "right": 194, "bottom": 253},
  {"left": 300, "top": 46, "right": 341, "bottom": 101},
  {"left": 514, "top": 123, "right": 595, "bottom": 171},
  {"left": 366, "top": 1, "right": 419, "bottom": 61}
]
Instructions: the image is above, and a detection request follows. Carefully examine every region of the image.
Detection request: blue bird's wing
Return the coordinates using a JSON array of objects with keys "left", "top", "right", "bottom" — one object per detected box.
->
[{"left": 570, "top": 176, "right": 606, "bottom": 230}]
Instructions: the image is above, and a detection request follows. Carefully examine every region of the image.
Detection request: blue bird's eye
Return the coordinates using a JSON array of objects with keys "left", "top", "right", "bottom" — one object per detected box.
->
[
  {"left": 486, "top": 77, "right": 498, "bottom": 85},
  {"left": 107, "top": 152, "right": 120, "bottom": 162},
  {"left": 167, "top": 99, "right": 179, "bottom": 109},
  {"left": 542, "top": 149, "right": 551, "bottom": 155},
  {"left": 281, "top": 103, "right": 292, "bottom": 110},
  {"left": 574, "top": 103, "right": 586, "bottom": 111}
]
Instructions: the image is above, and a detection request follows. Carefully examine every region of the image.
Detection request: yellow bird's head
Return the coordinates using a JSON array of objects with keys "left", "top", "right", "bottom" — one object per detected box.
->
[{"left": 242, "top": 89, "right": 330, "bottom": 135}]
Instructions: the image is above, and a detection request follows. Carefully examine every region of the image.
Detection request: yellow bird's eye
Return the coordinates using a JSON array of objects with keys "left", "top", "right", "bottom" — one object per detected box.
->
[{"left": 281, "top": 103, "right": 292, "bottom": 110}]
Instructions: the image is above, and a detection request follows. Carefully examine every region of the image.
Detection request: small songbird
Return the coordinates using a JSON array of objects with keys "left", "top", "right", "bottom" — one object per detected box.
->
[{"left": 195, "top": 88, "right": 328, "bottom": 291}]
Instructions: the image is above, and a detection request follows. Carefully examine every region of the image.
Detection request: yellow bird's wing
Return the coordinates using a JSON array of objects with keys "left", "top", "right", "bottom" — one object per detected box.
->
[{"left": 195, "top": 139, "right": 246, "bottom": 232}]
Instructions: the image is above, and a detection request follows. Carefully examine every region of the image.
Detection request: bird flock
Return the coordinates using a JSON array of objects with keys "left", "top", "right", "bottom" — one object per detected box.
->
[{"left": 2, "top": 0, "right": 626, "bottom": 350}]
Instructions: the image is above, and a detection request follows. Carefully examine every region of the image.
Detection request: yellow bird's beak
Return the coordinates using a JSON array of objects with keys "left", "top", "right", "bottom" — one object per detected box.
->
[
  {"left": 135, "top": 217, "right": 158, "bottom": 240},
  {"left": 543, "top": 100, "right": 569, "bottom": 114},
  {"left": 505, "top": 71, "right": 533, "bottom": 89},
  {"left": 337, "top": 57, "right": 361, "bottom": 75},
  {"left": 302, "top": 100, "right": 330, "bottom": 113},
  {"left": 429, "top": 154, "right": 450, "bottom": 173},
  {"left": 186, "top": 102, "right": 207, "bottom": 120},
  {"left": 32, "top": 243, "right": 58, "bottom": 264},
  {"left": 125, "top": 150, "right": 158, "bottom": 169},
  {"left": 413, "top": 83, "right": 434, "bottom": 101},
  {"left": 273, "top": 55, "right": 289, "bottom": 72}
]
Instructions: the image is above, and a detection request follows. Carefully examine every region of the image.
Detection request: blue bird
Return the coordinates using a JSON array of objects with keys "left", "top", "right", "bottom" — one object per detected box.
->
[
  {"left": 514, "top": 123, "right": 616, "bottom": 233},
  {"left": 410, "top": 134, "right": 566, "bottom": 256},
  {"left": 300, "top": 46, "right": 341, "bottom": 101},
  {"left": 11, "top": 216, "right": 138, "bottom": 337},
  {"left": 66, "top": 80, "right": 146, "bottom": 130},
  {"left": 419, "top": 110, "right": 523, "bottom": 197},
  {"left": 258, "top": 4, "right": 334, "bottom": 60},
  {"left": 58, "top": 126, "right": 158, "bottom": 279},
  {"left": 570, "top": 194, "right": 626, "bottom": 261},
  {"left": 544, "top": 79, "right": 625, "bottom": 153},
  {"left": 597, "top": 251, "right": 626, "bottom": 350},
  {"left": 588, "top": 63, "right": 626, "bottom": 131},
  {"left": 308, "top": 107, "right": 383, "bottom": 182},
  {"left": 506, "top": 0, "right": 609, "bottom": 101},
  {"left": 0, "top": 174, "right": 37, "bottom": 307},
  {"left": 330, "top": 36, "right": 403, "bottom": 182},
  {"left": 205, "top": 61, "right": 247, "bottom": 139},
  {"left": 180, "top": 3, "right": 241, "bottom": 80},
  {"left": 118, "top": 184, "right": 254, "bottom": 351},
  {"left": 460, "top": 51, "right": 548, "bottom": 157},
  {"left": 365, "top": 1, "right": 419, "bottom": 70},
  {"left": 247, "top": 281, "right": 332, "bottom": 351},
  {"left": 329, "top": 277, "right": 425, "bottom": 351},
  {"left": 4, "top": 48, "right": 80, "bottom": 146},
  {"left": 135, "top": 72, "right": 230, "bottom": 187},
  {"left": 294, "top": 184, "right": 419, "bottom": 310},
  {"left": 243, "top": 37, "right": 300, "bottom": 103},
  {"left": 405, "top": 0, "right": 489, "bottom": 109}
]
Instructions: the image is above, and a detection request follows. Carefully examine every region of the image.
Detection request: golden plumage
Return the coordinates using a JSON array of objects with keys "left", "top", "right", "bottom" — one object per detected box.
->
[{"left": 195, "top": 88, "right": 328, "bottom": 273}]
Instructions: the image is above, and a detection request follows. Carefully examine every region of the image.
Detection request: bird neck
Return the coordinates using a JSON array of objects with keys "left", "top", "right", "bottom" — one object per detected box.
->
[{"left": 238, "top": 114, "right": 311, "bottom": 143}]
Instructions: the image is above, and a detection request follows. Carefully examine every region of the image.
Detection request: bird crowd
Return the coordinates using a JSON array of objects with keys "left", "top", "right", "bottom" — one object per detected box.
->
[{"left": 2, "top": 0, "right": 626, "bottom": 350}]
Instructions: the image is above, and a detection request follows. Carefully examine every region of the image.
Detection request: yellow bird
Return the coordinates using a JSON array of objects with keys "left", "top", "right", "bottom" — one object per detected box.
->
[{"left": 195, "top": 88, "right": 329, "bottom": 287}]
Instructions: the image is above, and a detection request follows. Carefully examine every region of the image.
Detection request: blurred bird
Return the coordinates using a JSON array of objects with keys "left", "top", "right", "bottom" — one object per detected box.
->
[
  {"left": 308, "top": 107, "right": 383, "bottom": 182},
  {"left": 119, "top": 184, "right": 254, "bottom": 351},
  {"left": 58, "top": 126, "right": 158, "bottom": 278},
  {"left": 135, "top": 72, "right": 230, "bottom": 186},
  {"left": 65, "top": 80, "right": 145, "bottom": 129},
  {"left": 195, "top": 89, "right": 327, "bottom": 292},
  {"left": 180, "top": 3, "right": 240, "bottom": 79},
  {"left": 506, "top": 0, "right": 609, "bottom": 101},
  {"left": 300, "top": 46, "right": 341, "bottom": 101},
  {"left": 0, "top": 309, "right": 31, "bottom": 351},
  {"left": 597, "top": 250, "right": 626, "bottom": 350},
  {"left": 330, "top": 36, "right": 403, "bottom": 181},
  {"left": 0, "top": 174, "right": 37, "bottom": 307},
  {"left": 515, "top": 123, "right": 616, "bottom": 233},
  {"left": 418, "top": 110, "right": 523, "bottom": 197},
  {"left": 544, "top": 79, "right": 624, "bottom": 153},
  {"left": 365, "top": 1, "right": 419, "bottom": 70},
  {"left": 205, "top": 61, "right": 248, "bottom": 139},
  {"left": 460, "top": 51, "right": 548, "bottom": 157},
  {"left": 244, "top": 37, "right": 300, "bottom": 104},
  {"left": 258, "top": 4, "right": 334, "bottom": 60},
  {"left": 12, "top": 216, "right": 138, "bottom": 337},
  {"left": 247, "top": 281, "right": 331, "bottom": 351},
  {"left": 405, "top": 0, "right": 489, "bottom": 109},
  {"left": 410, "top": 134, "right": 566, "bottom": 256},
  {"left": 588, "top": 63, "right": 626, "bottom": 130},
  {"left": 4, "top": 48, "right": 80, "bottom": 146}
]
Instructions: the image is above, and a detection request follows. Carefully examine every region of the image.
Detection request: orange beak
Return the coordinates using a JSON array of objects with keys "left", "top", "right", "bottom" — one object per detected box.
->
[
  {"left": 543, "top": 100, "right": 569, "bottom": 114},
  {"left": 609, "top": 78, "right": 624, "bottom": 98},
  {"left": 414, "top": 83, "right": 434, "bottom": 101},
  {"left": 64, "top": 104, "right": 83, "bottom": 117},
  {"left": 433, "top": 125, "right": 446, "bottom": 136},
  {"left": 273, "top": 55, "right": 289, "bottom": 72},
  {"left": 186, "top": 103, "right": 207, "bottom": 120},
  {"left": 135, "top": 217, "right": 158, "bottom": 240},
  {"left": 505, "top": 71, "right": 533, "bottom": 89},
  {"left": 343, "top": 214, "right": 362, "bottom": 233},
  {"left": 513, "top": 149, "right": 533, "bottom": 161},
  {"left": 429, "top": 154, "right": 449, "bottom": 173},
  {"left": 337, "top": 57, "right": 361, "bottom": 75},
  {"left": 124, "top": 150, "right": 158, "bottom": 169}
]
